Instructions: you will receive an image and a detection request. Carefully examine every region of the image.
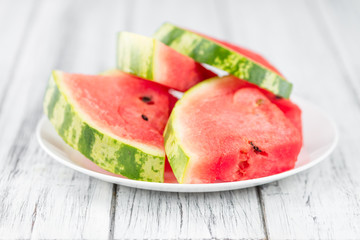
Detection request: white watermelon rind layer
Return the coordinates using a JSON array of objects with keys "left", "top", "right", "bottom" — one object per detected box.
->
[
  {"left": 43, "top": 71, "right": 165, "bottom": 182},
  {"left": 164, "top": 77, "right": 221, "bottom": 183}
]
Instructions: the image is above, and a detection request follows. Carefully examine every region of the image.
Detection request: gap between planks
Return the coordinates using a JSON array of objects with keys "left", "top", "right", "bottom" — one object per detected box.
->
[
  {"left": 0, "top": 0, "right": 122, "bottom": 238},
  {"left": 109, "top": 184, "right": 118, "bottom": 240},
  {"left": 0, "top": 1, "right": 41, "bottom": 236},
  {"left": 214, "top": 1, "right": 269, "bottom": 238},
  {"left": 109, "top": 1, "right": 134, "bottom": 239},
  {"left": 212, "top": 2, "right": 270, "bottom": 239},
  {"left": 256, "top": 187, "right": 269, "bottom": 240}
]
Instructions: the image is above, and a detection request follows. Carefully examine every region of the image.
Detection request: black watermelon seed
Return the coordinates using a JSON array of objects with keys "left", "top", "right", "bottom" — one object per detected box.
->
[
  {"left": 249, "top": 141, "right": 262, "bottom": 153},
  {"left": 140, "top": 96, "right": 152, "bottom": 102},
  {"left": 141, "top": 114, "right": 149, "bottom": 121},
  {"left": 140, "top": 96, "right": 154, "bottom": 105},
  {"left": 275, "top": 95, "right": 283, "bottom": 99}
]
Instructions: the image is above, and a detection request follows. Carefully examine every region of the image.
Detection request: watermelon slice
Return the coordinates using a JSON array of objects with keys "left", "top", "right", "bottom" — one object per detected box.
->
[
  {"left": 117, "top": 32, "right": 216, "bottom": 92},
  {"left": 43, "top": 70, "right": 177, "bottom": 182},
  {"left": 164, "top": 76, "right": 302, "bottom": 184},
  {"left": 200, "top": 37, "right": 302, "bottom": 135},
  {"left": 153, "top": 23, "right": 293, "bottom": 98},
  {"left": 197, "top": 35, "right": 284, "bottom": 77}
]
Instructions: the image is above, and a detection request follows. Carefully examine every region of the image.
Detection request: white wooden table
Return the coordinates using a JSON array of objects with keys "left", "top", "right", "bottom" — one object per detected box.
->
[{"left": 1, "top": 0, "right": 360, "bottom": 239}]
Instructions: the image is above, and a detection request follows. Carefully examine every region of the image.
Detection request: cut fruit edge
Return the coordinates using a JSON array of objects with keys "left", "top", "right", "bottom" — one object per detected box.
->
[{"left": 153, "top": 22, "right": 293, "bottom": 98}]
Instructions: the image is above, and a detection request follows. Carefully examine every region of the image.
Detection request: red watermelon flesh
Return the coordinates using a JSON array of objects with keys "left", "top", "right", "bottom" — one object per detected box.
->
[
  {"left": 61, "top": 71, "right": 176, "bottom": 150},
  {"left": 204, "top": 37, "right": 302, "bottom": 134},
  {"left": 217, "top": 77, "right": 303, "bottom": 139},
  {"left": 154, "top": 42, "right": 217, "bottom": 91},
  {"left": 173, "top": 76, "right": 302, "bottom": 183},
  {"left": 186, "top": 30, "right": 302, "bottom": 136}
]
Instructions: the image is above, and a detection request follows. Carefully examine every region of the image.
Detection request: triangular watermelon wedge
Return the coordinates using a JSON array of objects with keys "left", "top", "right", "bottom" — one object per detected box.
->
[
  {"left": 43, "top": 70, "right": 177, "bottom": 182},
  {"left": 164, "top": 76, "right": 302, "bottom": 184}
]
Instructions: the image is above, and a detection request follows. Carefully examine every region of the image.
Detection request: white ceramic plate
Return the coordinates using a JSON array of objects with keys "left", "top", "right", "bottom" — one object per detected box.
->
[{"left": 36, "top": 96, "right": 338, "bottom": 192}]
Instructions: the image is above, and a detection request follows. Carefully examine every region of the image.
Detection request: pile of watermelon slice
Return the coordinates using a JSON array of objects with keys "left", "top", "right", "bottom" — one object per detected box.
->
[{"left": 43, "top": 23, "right": 302, "bottom": 184}]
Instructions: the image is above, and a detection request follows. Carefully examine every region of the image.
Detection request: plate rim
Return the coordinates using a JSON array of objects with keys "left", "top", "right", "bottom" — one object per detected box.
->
[{"left": 36, "top": 96, "right": 339, "bottom": 192}]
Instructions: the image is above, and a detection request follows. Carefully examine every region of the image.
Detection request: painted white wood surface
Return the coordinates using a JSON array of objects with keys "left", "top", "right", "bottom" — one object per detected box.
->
[
  {"left": 314, "top": 0, "right": 360, "bottom": 100},
  {"left": 0, "top": 0, "right": 124, "bottom": 239},
  {"left": 0, "top": 0, "right": 359, "bottom": 239},
  {"left": 0, "top": 0, "right": 34, "bottom": 103},
  {"left": 225, "top": 0, "right": 360, "bottom": 239},
  {"left": 111, "top": 1, "right": 265, "bottom": 239}
]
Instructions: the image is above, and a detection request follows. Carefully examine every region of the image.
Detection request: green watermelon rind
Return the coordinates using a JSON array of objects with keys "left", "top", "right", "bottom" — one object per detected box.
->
[
  {"left": 116, "top": 32, "right": 156, "bottom": 81},
  {"left": 163, "top": 77, "right": 221, "bottom": 183},
  {"left": 43, "top": 71, "right": 165, "bottom": 183},
  {"left": 163, "top": 114, "right": 189, "bottom": 183},
  {"left": 153, "top": 22, "right": 293, "bottom": 99}
]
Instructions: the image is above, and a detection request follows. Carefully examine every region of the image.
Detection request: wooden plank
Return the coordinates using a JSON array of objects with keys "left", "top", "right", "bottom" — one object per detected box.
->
[
  {"left": 226, "top": 0, "right": 360, "bottom": 239},
  {"left": 0, "top": 2, "right": 39, "bottom": 238},
  {"left": 0, "top": 0, "right": 35, "bottom": 162},
  {"left": 0, "top": 0, "right": 129, "bottom": 238},
  {"left": 114, "top": 186, "right": 265, "bottom": 239},
  {"left": 0, "top": 0, "right": 35, "bottom": 105},
  {"left": 2, "top": 0, "right": 359, "bottom": 239},
  {"left": 112, "top": 1, "right": 266, "bottom": 239},
  {"left": 311, "top": 0, "right": 360, "bottom": 101}
]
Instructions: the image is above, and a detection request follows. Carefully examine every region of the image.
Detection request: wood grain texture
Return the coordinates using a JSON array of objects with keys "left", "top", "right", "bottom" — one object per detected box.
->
[
  {"left": 0, "top": 0, "right": 127, "bottom": 239},
  {"left": 0, "top": 0, "right": 35, "bottom": 108},
  {"left": 0, "top": 0, "right": 359, "bottom": 239},
  {"left": 113, "top": 187, "right": 265, "bottom": 239},
  {"left": 226, "top": 0, "right": 360, "bottom": 239},
  {"left": 313, "top": 0, "right": 360, "bottom": 101},
  {"left": 111, "top": 1, "right": 266, "bottom": 239},
  {"left": 0, "top": 2, "right": 39, "bottom": 238},
  {"left": 0, "top": 0, "right": 35, "bottom": 169}
]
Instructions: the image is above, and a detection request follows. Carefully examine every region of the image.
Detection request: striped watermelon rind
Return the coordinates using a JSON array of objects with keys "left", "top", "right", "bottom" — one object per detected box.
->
[
  {"left": 117, "top": 32, "right": 155, "bottom": 81},
  {"left": 153, "top": 22, "right": 293, "bottom": 98},
  {"left": 43, "top": 71, "right": 165, "bottom": 182},
  {"left": 163, "top": 78, "right": 217, "bottom": 183},
  {"left": 163, "top": 114, "right": 189, "bottom": 183},
  {"left": 116, "top": 31, "right": 215, "bottom": 92}
]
